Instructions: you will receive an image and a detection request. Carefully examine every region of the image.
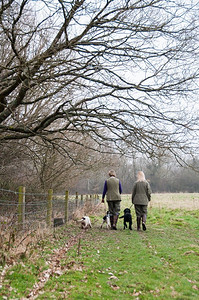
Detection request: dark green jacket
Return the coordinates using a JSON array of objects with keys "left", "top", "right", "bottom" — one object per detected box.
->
[{"left": 132, "top": 180, "right": 151, "bottom": 205}]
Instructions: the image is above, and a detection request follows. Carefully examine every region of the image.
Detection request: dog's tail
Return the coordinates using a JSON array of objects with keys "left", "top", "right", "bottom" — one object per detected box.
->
[{"left": 119, "top": 215, "right": 124, "bottom": 219}]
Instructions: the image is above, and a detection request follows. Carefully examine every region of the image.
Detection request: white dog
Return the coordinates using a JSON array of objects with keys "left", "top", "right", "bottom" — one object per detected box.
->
[
  {"left": 100, "top": 211, "right": 111, "bottom": 229},
  {"left": 78, "top": 216, "right": 92, "bottom": 229}
]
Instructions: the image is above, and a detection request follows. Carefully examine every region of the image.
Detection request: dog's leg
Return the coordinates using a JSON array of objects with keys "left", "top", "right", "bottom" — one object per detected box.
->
[
  {"left": 100, "top": 219, "right": 106, "bottom": 229},
  {"left": 107, "top": 215, "right": 111, "bottom": 229},
  {"left": 124, "top": 221, "right": 127, "bottom": 229}
]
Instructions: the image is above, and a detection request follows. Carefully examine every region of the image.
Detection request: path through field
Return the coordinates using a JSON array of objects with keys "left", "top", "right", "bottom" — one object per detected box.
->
[{"left": 0, "top": 194, "right": 198, "bottom": 299}]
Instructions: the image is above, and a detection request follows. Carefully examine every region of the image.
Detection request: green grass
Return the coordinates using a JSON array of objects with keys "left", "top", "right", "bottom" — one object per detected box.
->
[{"left": 0, "top": 195, "right": 199, "bottom": 299}]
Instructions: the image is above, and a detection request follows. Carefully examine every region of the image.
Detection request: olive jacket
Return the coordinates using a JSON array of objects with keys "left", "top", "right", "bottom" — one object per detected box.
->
[{"left": 132, "top": 180, "right": 151, "bottom": 205}]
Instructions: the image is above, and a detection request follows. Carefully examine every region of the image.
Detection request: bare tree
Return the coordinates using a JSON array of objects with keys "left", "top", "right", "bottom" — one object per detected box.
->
[
  {"left": 0, "top": 0, "right": 199, "bottom": 165},
  {"left": 0, "top": 131, "right": 116, "bottom": 191},
  {"left": 26, "top": 134, "right": 115, "bottom": 191}
]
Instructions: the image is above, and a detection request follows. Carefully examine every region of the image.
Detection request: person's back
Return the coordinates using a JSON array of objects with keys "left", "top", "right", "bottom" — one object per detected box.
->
[
  {"left": 106, "top": 176, "right": 121, "bottom": 201},
  {"left": 132, "top": 181, "right": 150, "bottom": 205},
  {"left": 102, "top": 170, "right": 122, "bottom": 230},
  {"left": 132, "top": 171, "right": 151, "bottom": 231}
]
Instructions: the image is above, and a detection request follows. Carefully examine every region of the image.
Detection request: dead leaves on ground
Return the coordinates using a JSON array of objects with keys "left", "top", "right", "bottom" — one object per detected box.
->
[{"left": 26, "top": 233, "right": 86, "bottom": 299}]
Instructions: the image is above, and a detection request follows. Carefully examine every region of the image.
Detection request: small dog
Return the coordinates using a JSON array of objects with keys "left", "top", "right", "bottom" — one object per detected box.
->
[
  {"left": 100, "top": 211, "right": 111, "bottom": 229},
  {"left": 119, "top": 208, "right": 132, "bottom": 230},
  {"left": 78, "top": 216, "right": 92, "bottom": 229}
]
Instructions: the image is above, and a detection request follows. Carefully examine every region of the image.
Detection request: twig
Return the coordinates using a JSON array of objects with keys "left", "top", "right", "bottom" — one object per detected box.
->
[{"left": 77, "top": 238, "right": 81, "bottom": 256}]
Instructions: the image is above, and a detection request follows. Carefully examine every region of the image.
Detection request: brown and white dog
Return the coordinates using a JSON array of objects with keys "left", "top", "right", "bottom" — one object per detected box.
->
[{"left": 78, "top": 216, "right": 92, "bottom": 229}]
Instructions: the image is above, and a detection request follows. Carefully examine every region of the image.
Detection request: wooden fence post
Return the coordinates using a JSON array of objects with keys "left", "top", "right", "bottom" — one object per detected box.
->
[
  {"left": 65, "top": 190, "right": 69, "bottom": 225},
  {"left": 46, "top": 189, "right": 53, "bottom": 227},
  {"left": 18, "top": 186, "right": 25, "bottom": 230},
  {"left": 90, "top": 194, "right": 93, "bottom": 208},
  {"left": 80, "top": 194, "right": 83, "bottom": 207},
  {"left": 75, "top": 192, "right": 78, "bottom": 208}
]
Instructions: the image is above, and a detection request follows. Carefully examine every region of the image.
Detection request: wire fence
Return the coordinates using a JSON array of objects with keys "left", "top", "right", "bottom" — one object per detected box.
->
[{"left": 0, "top": 187, "right": 100, "bottom": 232}]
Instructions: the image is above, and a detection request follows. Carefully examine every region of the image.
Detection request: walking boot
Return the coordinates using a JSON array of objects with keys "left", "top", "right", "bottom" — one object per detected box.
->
[
  {"left": 112, "top": 215, "right": 118, "bottom": 230},
  {"left": 137, "top": 217, "right": 141, "bottom": 231},
  {"left": 110, "top": 216, "right": 114, "bottom": 230},
  {"left": 142, "top": 214, "right": 147, "bottom": 231}
]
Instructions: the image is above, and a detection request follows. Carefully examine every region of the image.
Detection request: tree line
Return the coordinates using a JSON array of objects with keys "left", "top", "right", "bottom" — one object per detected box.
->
[
  {"left": 1, "top": 140, "right": 199, "bottom": 194},
  {"left": 71, "top": 156, "right": 199, "bottom": 194}
]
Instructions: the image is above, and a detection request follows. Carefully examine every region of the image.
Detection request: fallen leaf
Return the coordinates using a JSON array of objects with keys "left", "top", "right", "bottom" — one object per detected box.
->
[
  {"left": 111, "top": 284, "right": 120, "bottom": 290},
  {"left": 133, "top": 289, "right": 142, "bottom": 296},
  {"left": 109, "top": 275, "right": 119, "bottom": 280},
  {"left": 187, "top": 279, "right": 196, "bottom": 283},
  {"left": 54, "top": 269, "right": 63, "bottom": 276}
]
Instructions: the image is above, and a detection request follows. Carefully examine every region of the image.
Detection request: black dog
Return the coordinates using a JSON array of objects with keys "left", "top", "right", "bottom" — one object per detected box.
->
[{"left": 119, "top": 208, "right": 132, "bottom": 230}]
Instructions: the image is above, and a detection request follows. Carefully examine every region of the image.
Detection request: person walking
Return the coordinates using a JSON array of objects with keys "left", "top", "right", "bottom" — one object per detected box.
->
[
  {"left": 102, "top": 170, "right": 122, "bottom": 230},
  {"left": 132, "top": 171, "right": 151, "bottom": 231}
]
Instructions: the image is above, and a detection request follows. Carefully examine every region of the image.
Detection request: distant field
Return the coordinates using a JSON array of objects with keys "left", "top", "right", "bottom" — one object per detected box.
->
[{"left": 121, "top": 193, "right": 199, "bottom": 210}]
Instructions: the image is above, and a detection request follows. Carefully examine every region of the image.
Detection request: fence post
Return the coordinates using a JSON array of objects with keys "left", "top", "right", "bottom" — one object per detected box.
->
[
  {"left": 80, "top": 194, "right": 83, "bottom": 207},
  {"left": 18, "top": 186, "right": 25, "bottom": 230},
  {"left": 46, "top": 189, "right": 53, "bottom": 227},
  {"left": 89, "top": 194, "right": 93, "bottom": 208},
  {"left": 75, "top": 192, "right": 78, "bottom": 208},
  {"left": 65, "top": 190, "right": 69, "bottom": 225}
]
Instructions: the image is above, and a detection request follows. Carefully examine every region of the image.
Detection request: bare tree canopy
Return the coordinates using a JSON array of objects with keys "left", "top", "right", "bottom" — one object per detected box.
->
[{"left": 0, "top": 0, "right": 199, "bottom": 162}]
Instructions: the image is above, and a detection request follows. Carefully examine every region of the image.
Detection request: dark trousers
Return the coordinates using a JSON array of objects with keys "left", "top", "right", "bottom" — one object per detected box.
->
[
  {"left": 134, "top": 204, "right": 148, "bottom": 219},
  {"left": 107, "top": 200, "right": 121, "bottom": 216}
]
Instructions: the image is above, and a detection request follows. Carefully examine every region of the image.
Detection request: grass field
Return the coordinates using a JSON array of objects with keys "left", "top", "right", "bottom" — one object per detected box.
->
[
  {"left": 0, "top": 194, "right": 198, "bottom": 299},
  {"left": 123, "top": 193, "right": 199, "bottom": 210}
]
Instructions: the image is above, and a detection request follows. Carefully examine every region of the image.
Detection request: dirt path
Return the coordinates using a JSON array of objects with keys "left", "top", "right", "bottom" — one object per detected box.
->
[{"left": 24, "top": 232, "right": 86, "bottom": 300}]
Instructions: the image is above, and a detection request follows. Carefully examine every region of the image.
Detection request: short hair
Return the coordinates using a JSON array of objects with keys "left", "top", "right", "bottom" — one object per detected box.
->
[{"left": 109, "top": 170, "right": 116, "bottom": 177}]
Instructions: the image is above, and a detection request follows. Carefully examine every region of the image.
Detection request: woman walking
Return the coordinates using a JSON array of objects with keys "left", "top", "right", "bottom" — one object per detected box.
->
[
  {"left": 102, "top": 170, "right": 122, "bottom": 230},
  {"left": 132, "top": 171, "right": 151, "bottom": 231}
]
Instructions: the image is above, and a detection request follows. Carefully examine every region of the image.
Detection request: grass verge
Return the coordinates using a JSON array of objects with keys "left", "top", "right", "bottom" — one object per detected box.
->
[{"left": 0, "top": 197, "right": 198, "bottom": 299}]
